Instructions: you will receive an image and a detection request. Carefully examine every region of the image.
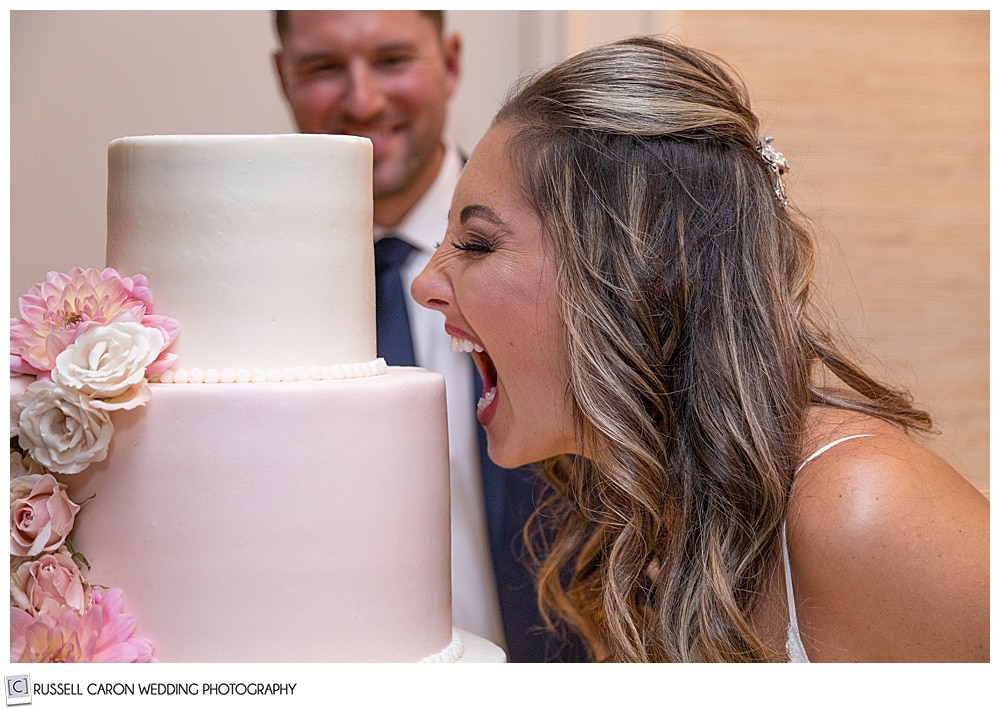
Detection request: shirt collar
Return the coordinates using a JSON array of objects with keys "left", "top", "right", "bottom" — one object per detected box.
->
[{"left": 374, "top": 139, "right": 462, "bottom": 254}]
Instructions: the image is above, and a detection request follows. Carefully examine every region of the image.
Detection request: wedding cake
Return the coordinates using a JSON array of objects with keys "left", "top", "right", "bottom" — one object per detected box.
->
[{"left": 10, "top": 134, "right": 500, "bottom": 663}]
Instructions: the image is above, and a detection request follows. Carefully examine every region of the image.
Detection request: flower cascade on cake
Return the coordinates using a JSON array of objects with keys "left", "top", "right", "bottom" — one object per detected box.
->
[{"left": 9, "top": 267, "right": 177, "bottom": 662}]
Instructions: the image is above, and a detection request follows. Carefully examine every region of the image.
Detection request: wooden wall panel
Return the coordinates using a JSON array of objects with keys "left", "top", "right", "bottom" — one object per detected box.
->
[{"left": 657, "top": 11, "right": 989, "bottom": 494}]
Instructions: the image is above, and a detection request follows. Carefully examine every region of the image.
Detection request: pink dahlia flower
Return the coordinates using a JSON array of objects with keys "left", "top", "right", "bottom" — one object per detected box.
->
[
  {"left": 10, "top": 587, "right": 156, "bottom": 663},
  {"left": 10, "top": 268, "right": 179, "bottom": 377}
]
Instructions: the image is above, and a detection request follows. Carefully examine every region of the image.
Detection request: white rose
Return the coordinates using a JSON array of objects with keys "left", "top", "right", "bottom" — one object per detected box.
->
[
  {"left": 53, "top": 322, "right": 163, "bottom": 410},
  {"left": 17, "top": 381, "right": 114, "bottom": 475},
  {"left": 10, "top": 375, "right": 33, "bottom": 438},
  {"left": 10, "top": 450, "right": 46, "bottom": 480}
]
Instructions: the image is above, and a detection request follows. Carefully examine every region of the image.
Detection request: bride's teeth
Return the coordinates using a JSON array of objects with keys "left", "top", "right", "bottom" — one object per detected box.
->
[
  {"left": 450, "top": 335, "right": 484, "bottom": 353},
  {"left": 477, "top": 386, "right": 496, "bottom": 412}
]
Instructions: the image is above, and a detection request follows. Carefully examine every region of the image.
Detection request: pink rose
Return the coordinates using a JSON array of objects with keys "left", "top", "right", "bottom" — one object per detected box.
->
[
  {"left": 10, "top": 473, "right": 81, "bottom": 557},
  {"left": 10, "top": 550, "right": 90, "bottom": 616}
]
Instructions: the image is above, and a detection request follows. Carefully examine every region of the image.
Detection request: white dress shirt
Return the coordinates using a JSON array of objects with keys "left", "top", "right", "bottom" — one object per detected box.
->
[{"left": 374, "top": 141, "right": 506, "bottom": 650}]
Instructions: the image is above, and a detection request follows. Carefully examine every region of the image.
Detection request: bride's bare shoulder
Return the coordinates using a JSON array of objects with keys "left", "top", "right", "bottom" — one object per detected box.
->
[{"left": 786, "top": 407, "right": 988, "bottom": 661}]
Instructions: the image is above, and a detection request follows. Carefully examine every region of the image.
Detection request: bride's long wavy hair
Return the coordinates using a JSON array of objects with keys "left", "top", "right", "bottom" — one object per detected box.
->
[{"left": 495, "top": 36, "right": 931, "bottom": 662}]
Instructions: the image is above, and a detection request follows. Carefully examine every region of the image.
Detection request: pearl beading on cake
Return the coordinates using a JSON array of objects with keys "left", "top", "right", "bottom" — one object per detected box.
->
[
  {"left": 419, "top": 630, "right": 465, "bottom": 663},
  {"left": 154, "top": 358, "right": 389, "bottom": 384}
]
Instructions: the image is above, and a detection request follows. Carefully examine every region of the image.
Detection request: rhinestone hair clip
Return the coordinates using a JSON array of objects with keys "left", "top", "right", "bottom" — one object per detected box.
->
[{"left": 757, "top": 136, "right": 791, "bottom": 207}]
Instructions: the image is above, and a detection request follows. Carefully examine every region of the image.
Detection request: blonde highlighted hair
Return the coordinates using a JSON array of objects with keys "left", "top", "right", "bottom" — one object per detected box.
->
[{"left": 496, "top": 36, "right": 930, "bottom": 662}]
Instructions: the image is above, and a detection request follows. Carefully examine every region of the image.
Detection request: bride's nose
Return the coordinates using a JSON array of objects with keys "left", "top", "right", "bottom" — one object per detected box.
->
[{"left": 411, "top": 247, "right": 452, "bottom": 315}]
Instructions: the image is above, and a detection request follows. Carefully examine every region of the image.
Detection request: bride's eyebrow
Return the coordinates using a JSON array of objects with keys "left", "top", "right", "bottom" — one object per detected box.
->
[{"left": 459, "top": 204, "right": 505, "bottom": 227}]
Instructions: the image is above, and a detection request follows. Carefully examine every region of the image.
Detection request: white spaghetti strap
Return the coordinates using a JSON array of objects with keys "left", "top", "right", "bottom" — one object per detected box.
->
[
  {"left": 795, "top": 433, "right": 875, "bottom": 474},
  {"left": 782, "top": 521, "right": 809, "bottom": 662},
  {"left": 784, "top": 433, "right": 875, "bottom": 662}
]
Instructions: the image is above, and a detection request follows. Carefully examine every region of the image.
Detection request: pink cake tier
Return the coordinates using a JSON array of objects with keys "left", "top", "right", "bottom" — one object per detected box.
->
[{"left": 59, "top": 368, "right": 453, "bottom": 662}]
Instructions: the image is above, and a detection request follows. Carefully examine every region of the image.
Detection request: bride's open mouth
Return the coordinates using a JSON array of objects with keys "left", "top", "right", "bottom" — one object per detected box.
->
[{"left": 450, "top": 334, "right": 498, "bottom": 425}]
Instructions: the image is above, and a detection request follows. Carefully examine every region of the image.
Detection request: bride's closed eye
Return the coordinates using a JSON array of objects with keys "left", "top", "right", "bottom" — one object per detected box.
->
[{"left": 450, "top": 235, "right": 495, "bottom": 255}]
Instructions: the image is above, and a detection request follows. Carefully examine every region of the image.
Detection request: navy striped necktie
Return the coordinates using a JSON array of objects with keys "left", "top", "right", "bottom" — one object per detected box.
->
[{"left": 374, "top": 236, "right": 416, "bottom": 367}]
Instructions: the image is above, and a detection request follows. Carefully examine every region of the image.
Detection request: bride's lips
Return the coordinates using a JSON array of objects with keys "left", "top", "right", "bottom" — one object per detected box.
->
[{"left": 447, "top": 327, "right": 498, "bottom": 426}]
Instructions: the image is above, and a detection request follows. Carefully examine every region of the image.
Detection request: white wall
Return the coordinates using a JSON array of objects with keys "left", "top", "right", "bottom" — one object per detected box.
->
[{"left": 11, "top": 11, "right": 289, "bottom": 303}]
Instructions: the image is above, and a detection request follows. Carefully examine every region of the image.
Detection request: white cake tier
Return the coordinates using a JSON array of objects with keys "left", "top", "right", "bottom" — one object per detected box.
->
[
  {"left": 59, "top": 368, "right": 453, "bottom": 662},
  {"left": 106, "top": 134, "right": 376, "bottom": 375}
]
